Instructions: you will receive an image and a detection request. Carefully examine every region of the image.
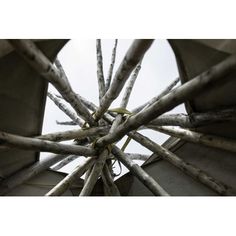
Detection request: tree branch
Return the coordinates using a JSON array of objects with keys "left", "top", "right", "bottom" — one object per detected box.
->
[
  {"left": 37, "top": 126, "right": 109, "bottom": 142},
  {"left": 111, "top": 145, "right": 169, "bottom": 196},
  {"left": 95, "top": 39, "right": 154, "bottom": 120},
  {"left": 47, "top": 92, "right": 84, "bottom": 127},
  {"left": 96, "top": 39, "right": 106, "bottom": 102},
  {"left": 79, "top": 149, "right": 108, "bottom": 196},
  {"left": 150, "top": 126, "right": 236, "bottom": 153},
  {"left": 0, "top": 131, "right": 96, "bottom": 156},
  {"left": 105, "top": 39, "right": 118, "bottom": 91},
  {"left": 8, "top": 39, "right": 96, "bottom": 126},
  {"left": 96, "top": 53, "right": 236, "bottom": 147},
  {"left": 51, "top": 155, "right": 78, "bottom": 171},
  {"left": 129, "top": 131, "right": 236, "bottom": 196},
  {"left": 46, "top": 156, "right": 96, "bottom": 196}
]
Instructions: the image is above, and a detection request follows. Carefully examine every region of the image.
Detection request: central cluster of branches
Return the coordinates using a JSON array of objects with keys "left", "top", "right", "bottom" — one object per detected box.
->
[{"left": 1, "top": 39, "right": 236, "bottom": 196}]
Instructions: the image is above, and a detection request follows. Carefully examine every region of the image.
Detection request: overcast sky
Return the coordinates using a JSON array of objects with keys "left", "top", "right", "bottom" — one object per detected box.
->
[{"left": 41, "top": 39, "right": 182, "bottom": 175}]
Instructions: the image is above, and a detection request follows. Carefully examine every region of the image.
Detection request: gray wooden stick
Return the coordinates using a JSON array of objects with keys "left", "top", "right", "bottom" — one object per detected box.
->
[
  {"left": 8, "top": 39, "right": 96, "bottom": 126},
  {"left": 48, "top": 92, "right": 84, "bottom": 127},
  {"left": 105, "top": 39, "right": 118, "bottom": 91},
  {"left": 0, "top": 131, "right": 96, "bottom": 156},
  {"left": 96, "top": 39, "right": 106, "bottom": 102},
  {"left": 80, "top": 149, "right": 108, "bottom": 196},
  {"left": 96, "top": 53, "right": 236, "bottom": 147},
  {"left": 95, "top": 39, "right": 154, "bottom": 120},
  {"left": 111, "top": 145, "right": 169, "bottom": 196},
  {"left": 37, "top": 126, "right": 109, "bottom": 142},
  {"left": 129, "top": 131, "right": 236, "bottom": 196},
  {"left": 150, "top": 126, "right": 236, "bottom": 153},
  {"left": 46, "top": 156, "right": 96, "bottom": 196},
  {"left": 51, "top": 155, "right": 78, "bottom": 171}
]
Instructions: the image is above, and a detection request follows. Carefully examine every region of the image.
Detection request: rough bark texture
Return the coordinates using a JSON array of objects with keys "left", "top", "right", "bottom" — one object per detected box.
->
[
  {"left": 79, "top": 149, "right": 108, "bottom": 196},
  {"left": 46, "top": 157, "right": 96, "bottom": 196},
  {"left": 95, "top": 39, "right": 154, "bottom": 120},
  {"left": 129, "top": 131, "right": 236, "bottom": 196},
  {"left": 51, "top": 155, "right": 78, "bottom": 171},
  {"left": 125, "top": 153, "right": 150, "bottom": 161},
  {"left": 149, "top": 108, "right": 236, "bottom": 128},
  {"left": 8, "top": 39, "right": 96, "bottom": 126},
  {"left": 152, "top": 126, "right": 236, "bottom": 153},
  {"left": 120, "top": 61, "right": 142, "bottom": 108},
  {"left": 37, "top": 126, "right": 109, "bottom": 142},
  {"left": 96, "top": 39, "right": 106, "bottom": 102},
  {"left": 111, "top": 146, "right": 169, "bottom": 196},
  {"left": 0, "top": 131, "right": 96, "bottom": 156},
  {"left": 47, "top": 92, "right": 84, "bottom": 127},
  {"left": 105, "top": 39, "right": 118, "bottom": 91},
  {"left": 96, "top": 53, "right": 236, "bottom": 147}
]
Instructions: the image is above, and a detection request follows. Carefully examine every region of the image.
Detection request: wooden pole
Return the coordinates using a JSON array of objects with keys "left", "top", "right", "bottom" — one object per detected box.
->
[
  {"left": 51, "top": 155, "right": 78, "bottom": 171},
  {"left": 129, "top": 131, "right": 236, "bottom": 196},
  {"left": 96, "top": 39, "right": 106, "bottom": 102},
  {"left": 80, "top": 149, "right": 108, "bottom": 196},
  {"left": 46, "top": 156, "right": 96, "bottom": 196},
  {"left": 111, "top": 145, "right": 169, "bottom": 196},
  {"left": 150, "top": 126, "right": 236, "bottom": 153},
  {"left": 105, "top": 39, "right": 118, "bottom": 91},
  {"left": 149, "top": 107, "right": 236, "bottom": 128},
  {"left": 95, "top": 39, "right": 154, "bottom": 120},
  {"left": 37, "top": 126, "right": 109, "bottom": 142},
  {"left": 0, "top": 131, "right": 97, "bottom": 156},
  {"left": 56, "top": 120, "right": 77, "bottom": 126},
  {"left": 96, "top": 53, "right": 236, "bottom": 147},
  {"left": 125, "top": 153, "right": 150, "bottom": 161},
  {"left": 47, "top": 92, "right": 84, "bottom": 127},
  {"left": 8, "top": 39, "right": 96, "bottom": 126}
]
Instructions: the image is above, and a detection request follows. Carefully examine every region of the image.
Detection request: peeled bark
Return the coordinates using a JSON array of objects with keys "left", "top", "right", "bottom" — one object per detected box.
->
[
  {"left": 120, "top": 61, "right": 142, "bottom": 108},
  {"left": 95, "top": 40, "right": 154, "bottom": 120},
  {"left": 105, "top": 39, "right": 118, "bottom": 91},
  {"left": 51, "top": 155, "right": 78, "bottom": 171},
  {"left": 56, "top": 93, "right": 115, "bottom": 124},
  {"left": 96, "top": 39, "right": 106, "bottom": 102},
  {"left": 129, "top": 131, "right": 236, "bottom": 196},
  {"left": 8, "top": 39, "right": 96, "bottom": 126},
  {"left": 47, "top": 92, "right": 84, "bottom": 127},
  {"left": 96, "top": 53, "right": 236, "bottom": 147},
  {"left": 0, "top": 131, "right": 96, "bottom": 156},
  {"left": 125, "top": 153, "right": 150, "bottom": 161},
  {"left": 37, "top": 126, "right": 109, "bottom": 142},
  {"left": 151, "top": 126, "right": 236, "bottom": 153},
  {"left": 79, "top": 149, "right": 108, "bottom": 196},
  {"left": 46, "top": 156, "right": 96, "bottom": 196},
  {"left": 111, "top": 146, "right": 169, "bottom": 196},
  {"left": 149, "top": 107, "right": 236, "bottom": 128}
]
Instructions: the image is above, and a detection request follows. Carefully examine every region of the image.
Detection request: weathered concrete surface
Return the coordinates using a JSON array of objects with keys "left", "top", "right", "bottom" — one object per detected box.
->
[{"left": 0, "top": 40, "right": 68, "bottom": 178}]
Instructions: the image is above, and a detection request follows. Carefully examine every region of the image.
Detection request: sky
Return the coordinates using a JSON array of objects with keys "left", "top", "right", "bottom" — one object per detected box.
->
[{"left": 41, "top": 39, "right": 182, "bottom": 176}]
